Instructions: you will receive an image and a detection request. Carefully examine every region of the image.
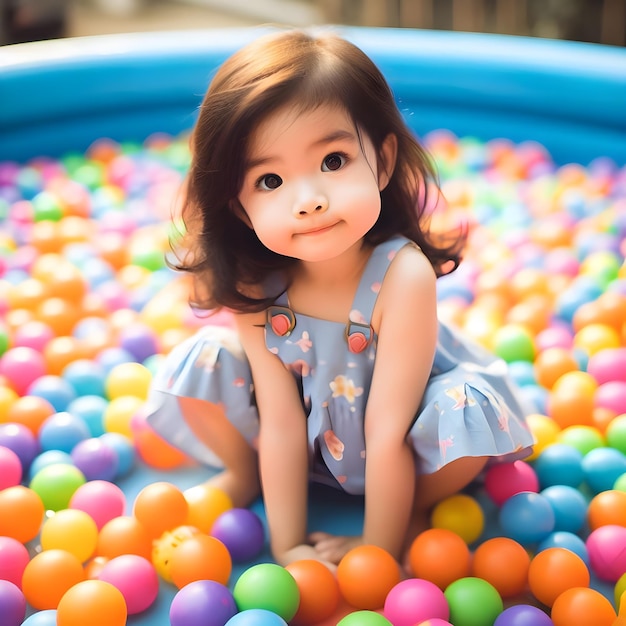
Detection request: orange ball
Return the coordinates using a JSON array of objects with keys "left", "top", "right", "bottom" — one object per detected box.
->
[
  {"left": 30, "top": 220, "right": 64, "bottom": 253},
  {"left": 408, "top": 528, "right": 471, "bottom": 590},
  {"left": 573, "top": 291, "right": 626, "bottom": 333},
  {"left": 131, "top": 417, "right": 189, "bottom": 469},
  {"left": 0, "top": 385, "right": 20, "bottom": 422},
  {"left": 37, "top": 297, "right": 81, "bottom": 336},
  {"left": 336, "top": 545, "right": 401, "bottom": 610},
  {"left": 46, "top": 262, "right": 87, "bottom": 303},
  {"left": 132, "top": 481, "right": 189, "bottom": 538},
  {"left": 6, "top": 395, "right": 55, "bottom": 435},
  {"left": 286, "top": 559, "right": 341, "bottom": 625},
  {"left": 0, "top": 485, "right": 45, "bottom": 543},
  {"left": 534, "top": 348, "right": 579, "bottom": 390},
  {"left": 527, "top": 547, "right": 590, "bottom": 607},
  {"left": 551, "top": 587, "right": 617, "bottom": 626},
  {"left": 96, "top": 515, "right": 152, "bottom": 560},
  {"left": 56, "top": 579, "right": 127, "bottom": 626},
  {"left": 588, "top": 490, "right": 626, "bottom": 530},
  {"left": 6, "top": 278, "right": 49, "bottom": 311},
  {"left": 43, "top": 336, "right": 86, "bottom": 376},
  {"left": 471, "top": 537, "right": 530, "bottom": 598},
  {"left": 574, "top": 323, "right": 621, "bottom": 356},
  {"left": 548, "top": 371, "right": 598, "bottom": 428},
  {"left": 169, "top": 534, "right": 232, "bottom": 589},
  {"left": 183, "top": 483, "right": 233, "bottom": 534},
  {"left": 22, "top": 549, "right": 86, "bottom": 610}
]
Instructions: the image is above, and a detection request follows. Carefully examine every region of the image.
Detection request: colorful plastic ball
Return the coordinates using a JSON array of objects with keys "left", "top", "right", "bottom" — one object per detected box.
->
[
  {"left": 28, "top": 449, "right": 74, "bottom": 480},
  {"left": 527, "top": 547, "right": 590, "bottom": 607},
  {"left": 132, "top": 481, "right": 189, "bottom": 539},
  {"left": 587, "top": 347, "right": 626, "bottom": 385},
  {"left": 0, "top": 346, "right": 46, "bottom": 395},
  {"left": 0, "top": 485, "right": 45, "bottom": 542},
  {"left": 547, "top": 371, "right": 597, "bottom": 428},
  {"left": 492, "top": 324, "right": 536, "bottom": 363},
  {"left": 587, "top": 489, "right": 626, "bottom": 530},
  {"left": 21, "top": 549, "right": 85, "bottom": 610},
  {"left": 586, "top": 524, "right": 626, "bottom": 581},
  {"left": 493, "top": 604, "right": 553, "bottom": 626},
  {"left": 105, "top": 361, "right": 152, "bottom": 400},
  {"left": 537, "top": 531, "right": 589, "bottom": 565},
  {"left": 0, "top": 445, "right": 22, "bottom": 488},
  {"left": 596, "top": 381, "right": 626, "bottom": 416},
  {"left": 70, "top": 437, "right": 118, "bottom": 481},
  {"left": 0, "top": 580, "right": 26, "bottom": 626},
  {"left": 0, "top": 422, "right": 39, "bottom": 470},
  {"left": 558, "top": 424, "right": 605, "bottom": 455},
  {"left": 336, "top": 545, "right": 401, "bottom": 610},
  {"left": 540, "top": 484, "right": 588, "bottom": 533},
  {"left": 550, "top": 587, "right": 616, "bottom": 626},
  {"left": 69, "top": 479, "right": 126, "bottom": 530},
  {"left": 29, "top": 463, "right": 86, "bottom": 511},
  {"left": 40, "top": 508, "right": 99, "bottom": 563},
  {"left": 431, "top": 493, "right": 484, "bottom": 544},
  {"left": 285, "top": 559, "right": 341, "bottom": 625},
  {"left": 484, "top": 460, "right": 539, "bottom": 506},
  {"left": 581, "top": 446, "right": 626, "bottom": 493},
  {"left": 533, "top": 443, "right": 584, "bottom": 488},
  {"left": 152, "top": 525, "right": 201, "bottom": 582},
  {"left": 38, "top": 411, "right": 90, "bottom": 454},
  {"left": 414, "top": 620, "right": 453, "bottom": 626},
  {"left": 336, "top": 611, "right": 392, "bottom": 625},
  {"left": 233, "top": 563, "right": 300, "bottom": 622},
  {"left": 533, "top": 347, "right": 579, "bottom": 389},
  {"left": 210, "top": 508, "right": 265, "bottom": 562},
  {"left": 56, "top": 579, "right": 127, "bottom": 626},
  {"left": 97, "top": 554, "right": 159, "bottom": 614},
  {"left": 6, "top": 394, "right": 55, "bottom": 436},
  {"left": 574, "top": 323, "right": 621, "bottom": 356},
  {"left": 471, "top": 537, "right": 530, "bottom": 598},
  {"left": 27, "top": 376, "right": 77, "bottom": 413},
  {"left": 105, "top": 395, "right": 144, "bottom": 438},
  {"left": 117, "top": 324, "right": 160, "bottom": 364},
  {"left": 66, "top": 395, "right": 108, "bottom": 437},
  {"left": 169, "top": 533, "right": 232, "bottom": 589},
  {"left": 0, "top": 536, "right": 30, "bottom": 587},
  {"left": 408, "top": 528, "right": 471, "bottom": 590},
  {"left": 62, "top": 359, "right": 106, "bottom": 398},
  {"left": 98, "top": 432, "right": 135, "bottom": 476},
  {"left": 444, "top": 577, "right": 503, "bottom": 626},
  {"left": 20, "top": 609, "right": 58, "bottom": 626},
  {"left": 96, "top": 515, "right": 152, "bottom": 561},
  {"left": 383, "top": 578, "right": 449, "bottom": 626},
  {"left": 225, "top": 609, "right": 289, "bottom": 625},
  {"left": 184, "top": 483, "right": 234, "bottom": 533},
  {"left": 524, "top": 413, "right": 560, "bottom": 461},
  {"left": 130, "top": 412, "right": 189, "bottom": 468},
  {"left": 499, "top": 491, "right": 555, "bottom": 545},
  {"left": 169, "top": 580, "right": 237, "bottom": 626}
]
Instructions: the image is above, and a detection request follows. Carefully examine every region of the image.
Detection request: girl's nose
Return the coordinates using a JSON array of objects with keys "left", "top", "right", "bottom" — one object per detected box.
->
[{"left": 293, "top": 192, "right": 329, "bottom": 217}]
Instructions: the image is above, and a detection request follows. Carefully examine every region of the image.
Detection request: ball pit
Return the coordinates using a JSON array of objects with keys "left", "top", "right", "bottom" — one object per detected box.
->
[{"left": 0, "top": 24, "right": 625, "bottom": 626}]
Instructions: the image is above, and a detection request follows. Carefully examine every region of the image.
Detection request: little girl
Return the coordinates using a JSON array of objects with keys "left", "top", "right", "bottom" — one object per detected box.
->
[{"left": 145, "top": 29, "right": 535, "bottom": 569}]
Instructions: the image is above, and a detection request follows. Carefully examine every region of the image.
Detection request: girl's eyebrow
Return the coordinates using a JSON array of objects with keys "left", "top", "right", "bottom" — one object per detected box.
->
[{"left": 245, "top": 129, "right": 357, "bottom": 171}]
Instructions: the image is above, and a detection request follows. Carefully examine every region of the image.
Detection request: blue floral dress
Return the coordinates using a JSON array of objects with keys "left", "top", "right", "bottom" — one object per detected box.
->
[{"left": 145, "top": 236, "right": 535, "bottom": 495}]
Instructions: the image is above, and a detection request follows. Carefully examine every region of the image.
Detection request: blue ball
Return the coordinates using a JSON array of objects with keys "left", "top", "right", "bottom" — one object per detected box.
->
[
  {"left": 99, "top": 432, "right": 135, "bottom": 477},
  {"left": 225, "top": 610, "right": 288, "bottom": 626},
  {"left": 581, "top": 447, "right": 626, "bottom": 494},
  {"left": 499, "top": 492, "right": 555, "bottom": 546},
  {"left": 38, "top": 412, "right": 91, "bottom": 454},
  {"left": 28, "top": 450, "right": 74, "bottom": 481},
  {"left": 20, "top": 610, "right": 58, "bottom": 626},
  {"left": 533, "top": 444, "right": 584, "bottom": 489},
  {"left": 537, "top": 531, "right": 589, "bottom": 565},
  {"left": 540, "top": 484, "right": 588, "bottom": 533},
  {"left": 27, "top": 375, "right": 77, "bottom": 413},
  {"left": 67, "top": 395, "right": 109, "bottom": 438},
  {"left": 507, "top": 361, "right": 537, "bottom": 387},
  {"left": 62, "top": 359, "right": 107, "bottom": 398}
]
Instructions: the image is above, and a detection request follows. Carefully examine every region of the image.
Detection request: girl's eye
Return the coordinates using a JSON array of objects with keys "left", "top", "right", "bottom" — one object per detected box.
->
[
  {"left": 257, "top": 174, "right": 283, "bottom": 190},
  {"left": 322, "top": 153, "right": 347, "bottom": 172}
]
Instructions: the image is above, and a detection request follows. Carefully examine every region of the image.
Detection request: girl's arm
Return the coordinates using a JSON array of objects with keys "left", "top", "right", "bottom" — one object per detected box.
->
[{"left": 235, "top": 311, "right": 331, "bottom": 567}]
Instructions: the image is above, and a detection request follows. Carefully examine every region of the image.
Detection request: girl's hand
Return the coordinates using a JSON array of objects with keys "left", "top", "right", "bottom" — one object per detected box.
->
[
  {"left": 273, "top": 543, "right": 337, "bottom": 573},
  {"left": 308, "top": 531, "right": 364, "bottom": 564}
]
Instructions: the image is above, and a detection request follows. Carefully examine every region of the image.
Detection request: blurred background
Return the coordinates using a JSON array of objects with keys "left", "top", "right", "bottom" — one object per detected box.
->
[{"left": 1, "top": 0, "right": 625, "bottom": 46}]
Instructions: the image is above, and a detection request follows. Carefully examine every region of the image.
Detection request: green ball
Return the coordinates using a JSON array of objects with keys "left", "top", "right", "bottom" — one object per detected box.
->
[
  {"left": 493, "top": 324, "right": 536, "bottom": 363},
  {"left": 558, "top": 425, "right": 605, "bottom": 456},
  {"left": 444, "top": 577, "right": 503, "bottom": 626},
  {"left": 607, "top": 415, "right": 626, "bottom": 455},
  {"left": 32, "top": 191, "right": 63, "bottom": 222},
  {"left": 233, "top": 563, "right": 300, "bottom": 622},
  {"left": 337, "top": 611, "right": 392, "bottom": 625},
  {"left": 131, "top": 248, "right": 165, "bottom": 271},
  {"left": 29, "top": 463, "right": 86, "bottom": 511},
  {"left": 614, "top": 472, "right": 626, "bottom": 492}
]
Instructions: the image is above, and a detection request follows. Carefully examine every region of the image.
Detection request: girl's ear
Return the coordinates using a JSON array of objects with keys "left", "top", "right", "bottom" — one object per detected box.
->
[
  {"left": 377, "top": 133, "right": 398, "bottom": 191},
  {"left": 230, "top": 199, "right": 253, "bottom": 228}
]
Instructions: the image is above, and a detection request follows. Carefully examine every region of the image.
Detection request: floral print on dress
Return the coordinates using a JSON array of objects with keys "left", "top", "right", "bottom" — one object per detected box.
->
[
  {"left": 445, "top": 385, "right": 477, "bottom": 410},
  {"left": 324, "top": 429, "right": 345, "bottom": 460},
  {"left": 330, "top": 375, "right": 363, "bottom": 404}
]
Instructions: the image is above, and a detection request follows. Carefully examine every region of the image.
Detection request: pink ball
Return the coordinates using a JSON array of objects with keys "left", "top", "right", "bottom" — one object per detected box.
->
[
  {"left": 69, "top": 480, "right": 126, "bottom": 530},
  {"left": 0, "top": 347, "right": 46, "bottom": 395},
  {"left": 12, "top": 321, "right": 55, "bottom": 353},
  {"left": 0, "top": 446, "right": 23, "bottom": 489},
  {"left": 97, "top": 554, "right": 159, "bottom": 614},
  {"left": 415, "top": 621, "right": 453, "bottom": 626},
  {"left": 535, "top": 325, "right": 574, "bottom": 351},
  {"left": 484, "top": 460, "right": 539, "bottom": 506},
  {"left": 588, "top": 348, "right": 626, "bottom": 384},
  {"left": 586, "top": 524, "right": 626, "bottom": 581},
  {"left": 383, "top": 578, "right": 450, "bottom": 626},
  {"left": 594, "top": 381, "right": 626, "bottom": 415},
  {"left": 0, "top": 536, "right": 30, "bottom": 588}
]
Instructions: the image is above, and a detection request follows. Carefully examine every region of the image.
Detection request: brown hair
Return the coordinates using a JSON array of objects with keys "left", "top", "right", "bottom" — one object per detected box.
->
[{"left": 173, "top": 29, "right": 465, "bottom": 312}]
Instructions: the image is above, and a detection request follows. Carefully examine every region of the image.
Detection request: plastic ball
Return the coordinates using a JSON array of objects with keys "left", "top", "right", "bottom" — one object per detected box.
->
[
  {"left": 28, "top": 449, "right": 73, "bottom": 480},
  {"left": 587, "top": 347, "right": 626, "bottom": 385},
  {"left": 527, "top": 547, "right": 590, "bottom": 607},
  {"left": 336, "top": 545, "right": 401, "bottom": 610},
  {"left": 595, "top": 381, "right": 626, "bottom": 416},
  {"left": 533, "top": 443, "right": 584, "bottom": 488},
  {"left": 383, "top": 578, "right": 450, "bottom": 626},
  {"left": 586, "top": 524, "right": 626, "bottom": 581},
  {"left": 5, "top": 394, "right": 55, "bottom": 436},
  {"left": 0, "top": 580, "right": 26, "bottom": 626},
  {"left": 117, "top": 324, "right": 160, "bottom": 364},
  {"left": 233, "top": 563, "right": 300, "bottom": 622},
  {"left": 547, "top": 371, "right": 597, "bottom": 428},
  {"left": 20, "top": 609, "right": 58, "bottom": 626},
  {"left": 169, "top": 533, "right": 232, "bottom": 589},
  {"left": 66, "top": 395, "right": 108, "bottom": 438},
  {"left": 493, "top": 604, "right": 553, "bottom": 626},
  {"left": 471, "top": 537, "right": 530, "bottom": 598},
  {"left": 132, "top": 481, "right": 189, "bottom": 539},
  {"left": 484, "top": 460, "right": 539, "bottom": 506},
  {"left": 444, "top": 577, "right": 503, "bottom": 626},
  {"left": 431, "top": 493, "right": 484, "bottom": 544},
  {"left": 70, "top": 437, "right": 118, "bottom": 481},
  {"left": 169, "top": 580, "right": 237, "bottom": 626},
  {"left": 524, "top": 413, "right": 560, "bottom": 461},
  {"left": 0, "top": 422, "right": 39, "bottom": 471},
  {"left": 0, "top": 346, "right": 46, "bottom": 395},
  {"left": 499, "top": 491, "right": 555, "bottom": 545},
  {"left": 558, "top": 424, "right": 605, "bottom": 455},
  {"left": 536, "top": 531, "right": 589, "bottom": 564},
  {"left": 184, "top": 483, "right": 234, "bottom": 533},
  {"left": 582, "top": 446, "right": 626, "bottom": 493},
  {"left": 131, "top": 412, "right": 189, "bottom": 468},
  {"left": 285, "top": 559, "right": 341, "bottom": 625},
  {"left": 98, "top": 432, "right": 135, "bottom": 477},
  {"left": 210, "top": 508, "right": 265, "bottom": 562},
  {"left": 0, "top": 445, "right": 22, "bottom": 489},
  {"left": 550, "top": 587, "right": 616, "bottom": 626},
  {"left": 540, "top": 484, "right": 588, "bottom": 533},
  {"left": 56, "top": 579, "right": 127, "bottom": 626},
  {"left": 96, "top": 515, "right": 152, "bottom": 561},
  {"left": 29, "top": 463, "right": 86, "bottom": 511},
  {"left": 225, "top": 609, "right": 289, "bottom": 625},
  {"left": 62, "top": 359, "right": 106, "bottom": 398},
  {"left": 40, "top": 508, "right": 99, "bottom": 563},
  {"left": 69, "top": 479, "right": 126, "bottom": 530},
  {"left": 414, "top": 620, "right": 453, "bottom": 626},
  {"left": 0, "top": 536, "right": 30, "bottom": 587},
  {"left": 38, "top": 411, "right": 90, "bottom": 453},
  {"left": 27, "top": 375, "right": 77, "bottom": 413},
  {"left": 21, "top": 549, "right": 85, "bottom": 610},
  {"left": 97, "top": 554, "right": 159, "bottom": 614},
  {"left": 104, "top": 395, "right": 144, "bottom": 438},
  {"left": 574, "top": 322, "right": 620, "bottom": 356},
  {"left": 533, "top": 347, "right": 579, "bottom": 389},
  {"left": 0, "top": 485, "right": 45, "bottom": 542},
  {"left": 492, "top": 324, "right": 535, "bottom": 362},
  {"left": 152, "top": 525, "right": 201, "bottom": 582},
  {"left": 105, "top": 361, "right": 152, "bottom": 400},
  {"left": 587, "top": 489, "right": 626, "bottom": 530},
  {"left": 408, "top": 528, "right": 471, "bottom": 590}
]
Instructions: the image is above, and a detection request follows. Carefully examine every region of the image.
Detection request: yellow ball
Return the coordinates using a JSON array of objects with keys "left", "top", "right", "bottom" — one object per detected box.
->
[
  {"left": 183, "top": 483, "right": 233, "bottom": 534},
  {"left": 40, "top": 509, "right": 99, "bottom": 563},
  {"left": 431, "top": 493, "right": 484, "bottom": 544},
  {"left": 103, "top": 395, "right": 144, "bottom": 438},
  {"left": 525, "top": 413, "right": 561, "bottom": 461},
  {"left": 105, "top": 362, "right": 152, "bottom": 401},
  {"left": 152, "top": 525, "right": 201, "bottom": 582}
]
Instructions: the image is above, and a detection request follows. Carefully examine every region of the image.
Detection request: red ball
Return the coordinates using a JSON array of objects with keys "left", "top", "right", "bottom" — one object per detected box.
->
[{"left": 484, "top": 460, "right": 539, "bottom": 506}]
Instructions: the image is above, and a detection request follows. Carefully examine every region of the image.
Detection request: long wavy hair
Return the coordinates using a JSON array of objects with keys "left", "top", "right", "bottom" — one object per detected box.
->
[{"left": 173, "top": 29, "right": 465, "bottom": 312}]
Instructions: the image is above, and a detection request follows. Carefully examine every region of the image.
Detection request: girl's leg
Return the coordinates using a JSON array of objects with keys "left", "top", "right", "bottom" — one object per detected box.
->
[{"left": 179, "top": 396, "right": 260, "bottom": 507}]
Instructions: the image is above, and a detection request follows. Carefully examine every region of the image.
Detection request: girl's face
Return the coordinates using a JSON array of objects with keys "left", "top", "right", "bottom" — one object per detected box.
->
[{"left": 237, "top": 103, "right": 395, "bottom": 263}]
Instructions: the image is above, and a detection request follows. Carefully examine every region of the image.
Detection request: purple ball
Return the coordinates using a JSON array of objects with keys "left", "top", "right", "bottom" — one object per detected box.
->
[
  {"left": 0, "top": 423, "right": 39, "bottom": 471},
  {"left": 0, "top": 580, "right": 27, "bottom": 626},
  {"left": 494, "top": 604, "right": 554, "bottom": 626},
  {"left": 169, "top": 580, "right": 237, "bottom": 626},
  {"left": 210, "top": 508, "right": 265, "bottom": 562},
  {"left": 118, "top": 323, "right": 159, "bottom": 363},
  {"left": 70, "top": 437, "right": 119, "bottom": 481}
]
